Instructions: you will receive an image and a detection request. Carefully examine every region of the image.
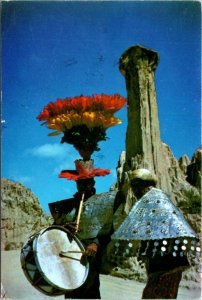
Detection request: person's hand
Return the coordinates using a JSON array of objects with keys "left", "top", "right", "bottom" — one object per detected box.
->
[
  {"left": 65, "top": 222, "right": 78, "bottom": 233},
  {"left": 84, "top": 243, "right": 98, "bottom": 257}
]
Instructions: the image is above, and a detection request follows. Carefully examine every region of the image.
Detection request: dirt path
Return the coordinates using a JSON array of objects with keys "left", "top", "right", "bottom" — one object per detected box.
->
[{"left": 1, "top": 251, "right": 201, "bottom": 299}]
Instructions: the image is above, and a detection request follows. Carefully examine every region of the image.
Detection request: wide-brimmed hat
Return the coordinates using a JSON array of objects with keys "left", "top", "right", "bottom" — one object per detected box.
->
[{"left": 129, "top": 168, "right": 157, "bottom": 184}]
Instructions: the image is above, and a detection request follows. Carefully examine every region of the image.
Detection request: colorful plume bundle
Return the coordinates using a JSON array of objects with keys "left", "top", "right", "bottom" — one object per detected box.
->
[
  {"left": 37, "top": 94, "right": 126, "bottom": 121},
  {"left": 37, "top": 94, "right": 126, "bottom": 156},
  {"left": 59, "top": 159, "right": 110, "bottom": 181}
]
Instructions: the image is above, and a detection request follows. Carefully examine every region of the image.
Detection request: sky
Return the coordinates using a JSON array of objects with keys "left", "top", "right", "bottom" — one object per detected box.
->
[{"left": 2, "top": 1, "right": 201, "bottom": 212}]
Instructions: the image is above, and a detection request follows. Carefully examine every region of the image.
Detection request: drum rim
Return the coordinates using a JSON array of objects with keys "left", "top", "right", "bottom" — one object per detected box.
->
[
  {"left": 20, "top": 231, "right": 68, "bottom": 296},
  {"left": 20, "top": 249, "right": 65, "bottom": 296},
  {"left": 33, "top": 225, "right": 89, "bottom": 291}
]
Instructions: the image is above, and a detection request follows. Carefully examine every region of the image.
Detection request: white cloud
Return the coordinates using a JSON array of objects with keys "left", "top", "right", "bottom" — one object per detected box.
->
[
  {"left": 25, "top": 143, "right": 79, "bottom": 176},
  {"left": 28, "top": 143, "right": 69, "bottom": 158}
]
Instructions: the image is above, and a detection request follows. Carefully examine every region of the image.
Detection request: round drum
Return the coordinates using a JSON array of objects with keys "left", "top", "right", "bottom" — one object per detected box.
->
[{"left": 20, "top": 225, "right": 89, "bottom": 296}]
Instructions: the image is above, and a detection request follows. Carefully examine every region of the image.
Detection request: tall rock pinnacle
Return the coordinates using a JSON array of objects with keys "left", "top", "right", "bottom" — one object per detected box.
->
[
  {"left": 119, "top": 45, "right": 170, "bottom": 191},
  {"left": 115, "top": 44, "right": 201, "bottom": 232},
  {"left": 120, "top": 45, "right": 160, "bottom": 166}
]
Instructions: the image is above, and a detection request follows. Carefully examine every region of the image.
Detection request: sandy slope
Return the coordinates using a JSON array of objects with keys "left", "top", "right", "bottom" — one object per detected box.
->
[{"left": 1, "top": 251, "right": 201, "bottom": 300}]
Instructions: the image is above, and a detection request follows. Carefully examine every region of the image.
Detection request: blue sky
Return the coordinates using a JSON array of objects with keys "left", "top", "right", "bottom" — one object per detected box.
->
[{"left": 2, "top": 1, "right": 201, "bottom": 212}]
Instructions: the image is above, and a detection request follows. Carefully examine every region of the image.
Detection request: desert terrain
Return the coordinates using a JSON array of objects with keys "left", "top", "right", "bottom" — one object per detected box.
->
[{"left": 1, "top": 250, "right": 201, "bottom": 300}]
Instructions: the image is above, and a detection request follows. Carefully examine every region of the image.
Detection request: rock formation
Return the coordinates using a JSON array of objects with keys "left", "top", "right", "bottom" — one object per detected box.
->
[
  {"left": 118, "top": 46, "right": 172, "bottom": 194},
  {"left": 103, "top": 46, "right": 201, "bottom": 287},
  {"left": 1, "top": 178, "right": 52, "bottom": 250},
  {"left": 115, "top": 45, "right": 201, "bottom": 233}
]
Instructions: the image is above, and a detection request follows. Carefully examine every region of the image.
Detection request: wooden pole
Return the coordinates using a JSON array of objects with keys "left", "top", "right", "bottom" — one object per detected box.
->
[{"left": 75, "top": 192, "right": 85, "bottom": 233}]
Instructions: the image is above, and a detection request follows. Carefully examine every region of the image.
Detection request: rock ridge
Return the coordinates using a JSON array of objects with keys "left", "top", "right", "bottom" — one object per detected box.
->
[{"left": 1, "top": 178, "right": 52, "bottom": 250}]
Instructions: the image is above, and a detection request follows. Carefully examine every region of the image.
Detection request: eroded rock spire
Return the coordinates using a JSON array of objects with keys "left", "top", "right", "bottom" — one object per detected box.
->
[{"left": 120, "top": 45, "right": 161, "bottom": 173}]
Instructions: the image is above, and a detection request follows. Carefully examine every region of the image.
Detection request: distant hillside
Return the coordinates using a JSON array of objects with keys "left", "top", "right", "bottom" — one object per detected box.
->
[{"left": 1, "top": 178, "right": 53, "bottom": 250}]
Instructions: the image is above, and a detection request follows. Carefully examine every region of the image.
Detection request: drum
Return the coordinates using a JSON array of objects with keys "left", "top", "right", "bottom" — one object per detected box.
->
[{"left": 20, "top": 225, "right": 89, "bottom": 296}]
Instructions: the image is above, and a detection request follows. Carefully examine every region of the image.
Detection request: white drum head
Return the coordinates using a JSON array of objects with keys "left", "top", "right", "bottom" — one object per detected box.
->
[{"left": 33, "top": 226, "right": 88, "bottom": 290}]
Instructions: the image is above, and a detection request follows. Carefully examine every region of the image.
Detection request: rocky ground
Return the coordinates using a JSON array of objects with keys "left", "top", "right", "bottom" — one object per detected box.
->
[{"left": 1, "top": 250, "right": 201, "bottom": 300}]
